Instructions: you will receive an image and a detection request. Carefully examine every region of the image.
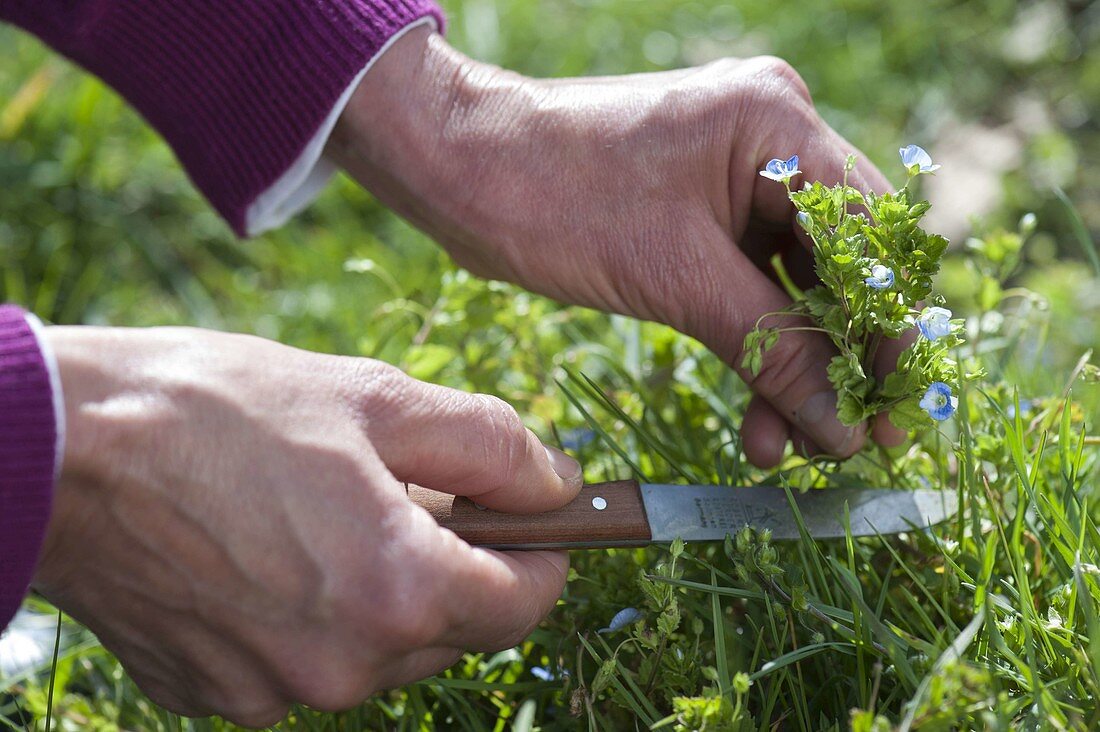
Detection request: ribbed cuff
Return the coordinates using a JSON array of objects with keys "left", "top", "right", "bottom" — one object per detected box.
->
[
  {"left": 0, "top": 306, "right": 58, "bottom": 631},
  {"left": 1, "top": 0, "right": 445, "bottom": 236},
  {"left": 244, "top": 15, "right": 438, "bottom": 236}
]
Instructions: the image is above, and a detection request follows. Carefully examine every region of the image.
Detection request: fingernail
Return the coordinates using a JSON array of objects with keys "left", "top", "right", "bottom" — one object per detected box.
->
[
  {"left": 544, "top": 445, "right": 582, "bottom": 483},
  {"left": 795, "top": 391, "right": 860, "bottom": 455}
]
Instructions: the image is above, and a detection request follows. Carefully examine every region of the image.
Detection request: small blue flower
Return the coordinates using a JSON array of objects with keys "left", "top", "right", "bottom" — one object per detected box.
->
[
  {"left": 559, "top": 428, "right": 597, "bottom": 451},
  {"left": 916, "top": 306, "right": 953, "bottom": 340},
  {"left": 864, "top": 264, "right": 895, "bottom": 290},
  {"left": 1007, "top": 399, "right": 1033, "bottom": 420},
  {"left": 598, "top": 607, "right": 645, "bottom": 634},
  {"left": 920, "top": 382, "right": 958, "bottom": 421},
  {"left": 899, "top": 144, "right": 941, "bottom": 175},
  {"left": 531, "top": 666, "right": 555, "bottom": 681},
  {"left": 796, "top": 211, "right": 813, "bottom": 232},
  {"left": 759, "top": 155, "right": 801, "bottom": 183},
  {"left": 531, "top": 666, "right": 570, "bottom": 681}
]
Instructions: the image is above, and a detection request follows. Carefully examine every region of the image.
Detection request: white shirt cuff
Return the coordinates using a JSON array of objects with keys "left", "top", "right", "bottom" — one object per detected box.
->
[
  {"left": 244, "top": 16, "right": 439, "bottom": 237},
  {"left": 23, "top": 313, "right": 65, "bottom": 482}
]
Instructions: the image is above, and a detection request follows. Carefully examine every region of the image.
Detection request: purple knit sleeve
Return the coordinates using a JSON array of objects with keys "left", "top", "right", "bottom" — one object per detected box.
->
[
  {"left": 0, "top": 0, "right": 445, "bottom": 236},
  {"left": 0, "top": 306, "right": 58, "bottom": 631}
]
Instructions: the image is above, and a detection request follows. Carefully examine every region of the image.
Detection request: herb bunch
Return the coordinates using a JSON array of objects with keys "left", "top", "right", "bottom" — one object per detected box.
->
[{"left": 745, "top": 146, "right": 966, "bottom": 430}]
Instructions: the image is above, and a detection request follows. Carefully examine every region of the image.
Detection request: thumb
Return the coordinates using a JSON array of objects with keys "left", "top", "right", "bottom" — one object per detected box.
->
[{"left": 357, "top": 366, "right": 583, "bottom": 513}]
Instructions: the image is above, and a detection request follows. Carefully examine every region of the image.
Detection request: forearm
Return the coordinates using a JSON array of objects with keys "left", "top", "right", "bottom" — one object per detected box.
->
[{"left": 0, "top": 306, "right": 61, "bottom": 630}]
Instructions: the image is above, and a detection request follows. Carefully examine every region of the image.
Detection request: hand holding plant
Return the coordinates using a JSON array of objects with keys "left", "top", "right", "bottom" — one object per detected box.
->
[
  {"left": 744, "top": 146, "right": 966, "bottom": 435},
  {"left": 330, "top": 28, "right": 911, "bottom": 468}
]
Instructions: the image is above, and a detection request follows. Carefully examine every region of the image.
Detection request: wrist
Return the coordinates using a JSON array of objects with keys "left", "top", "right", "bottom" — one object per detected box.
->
[
  {"left": 32, "top": 327, "right": 106, "bottom": 590},
  {"left": 32, "top": 326, "right": 180, "bottom": 591},
  {"left": 328, "top": 27, "right": 535, "bottom": 258},
  {"left": 42, "top": 327, "right": 115, "bottom": 483}
]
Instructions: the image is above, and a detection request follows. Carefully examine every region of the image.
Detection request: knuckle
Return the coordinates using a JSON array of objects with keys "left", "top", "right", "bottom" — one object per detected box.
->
[
  {"left": 706, "top": 55, "right": 741, "bottom": 75},
  {"left": 224, "top": 702, "right": 290, "bottom": 728},
  {"left": 751, "top": 55, "right": 811, "bottom": 98},
  {"left": 134, "top": 678, "right": 201, "bottom": 719},
  {"left": 738, "top": 55, "right": 812, "bottom": 107},
  {"left": 360, "top": 556, "right": 450, "bottom": 649},
  {"left": 467, "top": 393, "right": 529, "bottom": 484},
  {"left": 296, "top": 665, "right": 376, "bottom": 712},
  {"left": 350, "top": 359, "right": 413, "bottom": 417},
  {"left": 754, "top": 55, "right": 800, "bottom": 82},
  {"left": 386, "top": 591, "right": 449, "bottom": 648},
  {"left": 472, "top": 393, "right": 525, "bottom": 436}
]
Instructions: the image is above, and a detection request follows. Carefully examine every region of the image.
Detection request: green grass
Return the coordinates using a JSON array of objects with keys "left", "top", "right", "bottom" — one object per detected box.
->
[
  {"left": 9, "top": 237, "right": 1100, "bottom": 729},
  {"left": 3, "top": 0, "right": 1100, "bottom": 729}
]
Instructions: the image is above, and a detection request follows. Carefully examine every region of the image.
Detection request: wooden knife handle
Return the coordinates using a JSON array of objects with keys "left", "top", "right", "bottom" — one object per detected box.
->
[{"left": 408, "top": 479, "right": 653, "bottom": 550}]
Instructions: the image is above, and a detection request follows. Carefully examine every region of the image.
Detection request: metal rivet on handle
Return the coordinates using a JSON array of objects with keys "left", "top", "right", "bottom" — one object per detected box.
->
[{"left": 592, "top": 496, "right": 608, "bottom": 511}]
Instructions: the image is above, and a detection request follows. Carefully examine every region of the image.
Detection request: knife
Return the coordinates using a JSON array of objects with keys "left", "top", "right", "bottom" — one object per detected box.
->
[{"left": 409, "top": 480, "right": 958, "bottom": 550}]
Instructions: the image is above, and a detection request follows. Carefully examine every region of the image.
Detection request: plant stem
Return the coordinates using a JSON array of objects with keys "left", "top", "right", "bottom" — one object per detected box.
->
[
  {"left": 643, "top": 636, "right": 668, "bottom": 696},
  {"left": 864, "top": 331, "right": 883, "bottom": 376},
  {"left": 877, "top": 443, "right": 898, "bottom": 487},
  {"left": 755, "top": 572, "right": 888, "bottom": 655},
  {"left": 44, "top": 609, "right": 62, "bottom": 732}
]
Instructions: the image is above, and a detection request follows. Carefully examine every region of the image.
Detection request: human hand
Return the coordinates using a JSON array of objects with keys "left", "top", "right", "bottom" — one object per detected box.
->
[
  {"left": 329, "top": 27, "right": 907, "bottom": 467},
  {"left": 33, "top": 326, "right": 582, "bottom": 727}
]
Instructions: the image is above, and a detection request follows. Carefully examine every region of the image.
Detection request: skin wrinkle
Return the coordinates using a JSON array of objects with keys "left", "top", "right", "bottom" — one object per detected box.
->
[
  {"left": 694, "top": 240, "right": 766, "bottom": 360},
  {"left": 629, "top": 213, "right": 717, "bottom": 330},
  {"left": 466, "top": 395, "right": 524, "bottom": 491},
  {"left": 94, "top": 552, "right": 281, "bottom": 709},
  {"left": 171, "top": 635, "right": 287, "bottom": 720},
  {"left": 350, "top": 360, "right": 410, "bottom": 431},
  {"left": 688, "top": 269, "right": 740, "bottom": 354},
  {"left": 435, "top": 61, "right": 508, "bottom": 245},
  {"left": 88, "top": 612, "right": 209, "bottom": 712}
]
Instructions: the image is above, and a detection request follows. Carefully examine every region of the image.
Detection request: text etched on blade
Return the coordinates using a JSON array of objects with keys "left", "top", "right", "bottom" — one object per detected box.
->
[{"left": 694, "top": 497, "right": 778, "bottom": 531}]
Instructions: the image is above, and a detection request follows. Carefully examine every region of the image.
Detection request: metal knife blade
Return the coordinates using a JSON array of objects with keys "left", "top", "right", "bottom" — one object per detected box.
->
[
  {"left": 641, "top": 483, "right": 957, "bottom": 542},
  {"left": 410, "top": 480, "right": 958, "bottom": 550}
]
